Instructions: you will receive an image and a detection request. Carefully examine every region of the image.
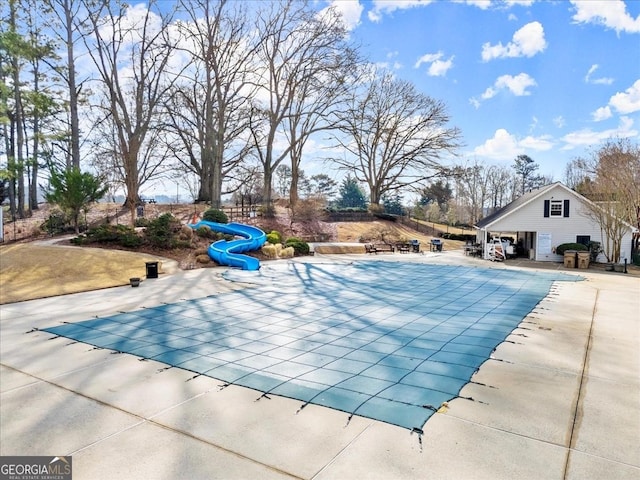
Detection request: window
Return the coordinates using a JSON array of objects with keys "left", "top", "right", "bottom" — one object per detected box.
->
[
  {"left": 576, "top": 235, "right": 590, "bottom": 246},
  {"left": 544, "top": 199, "right": 570, "bottom": 218}
]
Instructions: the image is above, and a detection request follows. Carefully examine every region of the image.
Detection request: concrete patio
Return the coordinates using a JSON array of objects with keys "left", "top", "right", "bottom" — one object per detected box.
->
[{"left": 1, "top": 251, "right": 638, "bottom": 479}]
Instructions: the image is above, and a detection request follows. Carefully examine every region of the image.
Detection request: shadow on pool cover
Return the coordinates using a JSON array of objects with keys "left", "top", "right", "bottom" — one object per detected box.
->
[{"left": 43, "top": 262, "right": 582, "bottom": 430}]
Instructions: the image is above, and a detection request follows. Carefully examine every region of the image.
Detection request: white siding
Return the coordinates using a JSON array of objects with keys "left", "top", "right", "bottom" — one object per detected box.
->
[{"left": 481, "top": 184, "right": 635, "bottom": 262}]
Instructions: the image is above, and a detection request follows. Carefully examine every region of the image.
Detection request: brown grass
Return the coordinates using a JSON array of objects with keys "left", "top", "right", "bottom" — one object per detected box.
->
[{"left": 0, "top": 243, "right": 167, "bottom": 304}]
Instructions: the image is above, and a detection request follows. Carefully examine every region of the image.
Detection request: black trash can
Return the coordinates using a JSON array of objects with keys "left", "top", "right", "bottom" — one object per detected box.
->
[
  {"left": 411, "top": 239, "right": 420, "bottom": 253},
  {"left": 145, "top": 261, "right": 159, "bottom": 279}
]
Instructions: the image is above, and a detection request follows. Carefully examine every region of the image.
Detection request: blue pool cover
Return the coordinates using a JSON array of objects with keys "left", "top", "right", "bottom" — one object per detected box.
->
[{"left": 43, "top": 262, "right": 581, "bottom": 430}]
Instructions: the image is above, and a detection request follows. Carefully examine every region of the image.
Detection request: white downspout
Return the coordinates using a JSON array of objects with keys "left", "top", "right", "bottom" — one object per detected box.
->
[{"left": 482, "top": 228, "right": 489, "bottom": 259}]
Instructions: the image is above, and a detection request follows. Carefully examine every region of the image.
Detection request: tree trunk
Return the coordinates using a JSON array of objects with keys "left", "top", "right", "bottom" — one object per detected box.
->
[
  {"left": 3, "top": 122, "right": 17, "bottom": 219},
  {"left": 198, "top": 150, "right": 213, "bottom": 202},
  {"left": 289, "top": 158, "right": 299, "bottom": 207},
  {"left": 30, "top": 62, "right": 41, "bottom": 212},
  {"left": 10, "top": 1, "right": 25, "bottom": 219},
  {"left": 263, "top": 163, "right": 274, "bottom": 216},
  {"left": 65, "top": 0, "right": 81, "bottom": 169}
]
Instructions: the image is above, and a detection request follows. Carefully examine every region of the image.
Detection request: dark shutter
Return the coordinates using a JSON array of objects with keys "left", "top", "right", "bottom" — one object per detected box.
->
[
  {"left": 544, "top": 200, "right": 550, "bottom": 217},
  {"left": 564, "top": 199, "right": 570, "bottom": 217}
]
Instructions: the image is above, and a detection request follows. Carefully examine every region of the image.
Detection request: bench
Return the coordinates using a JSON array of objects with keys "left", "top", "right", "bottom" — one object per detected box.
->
[
  {"left": 365, "top": 243, "right": 395, "bottom": 254},
  {"left": 396, "top": 243, "right": 411, "bottom": 253}
]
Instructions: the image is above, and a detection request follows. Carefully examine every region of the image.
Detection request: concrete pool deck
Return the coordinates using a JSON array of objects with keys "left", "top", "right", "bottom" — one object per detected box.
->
[{"left": 1, "top": 251, "right": 639, "bottom": 479}]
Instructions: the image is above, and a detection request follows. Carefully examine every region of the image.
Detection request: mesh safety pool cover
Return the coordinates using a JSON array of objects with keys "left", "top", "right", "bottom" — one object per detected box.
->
[{"left": 43, "top": 262, "right": 581, "bottom": 430}]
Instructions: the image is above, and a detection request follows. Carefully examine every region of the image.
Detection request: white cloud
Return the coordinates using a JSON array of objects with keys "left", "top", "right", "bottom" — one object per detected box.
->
[
  {"left": 414, "top": 52, "right": 454, "bottom": 76},
  {"left": 368, "top": 0, "right": 535, "bottom": 22},
  {"left": 474, "top": 128, "right": 554, "bottom": 160},
  {"left": 481, "top": 21, "right": 547, "bottom": 61},
  {"left": 589, "top": 79, "right": 640, "bottom": 122},
  {"left": 496, "top": 73, "right": 537, "bottom": 95},
  {"left": 479, "top": 73, "right": 537, "bottom": 100},
  {"left": 325, "top": 0, "right": 364, "bottom": 30},
  {"left": 571, "top": 0, "right": 640, "bottom": 34},
  {"left": 503, "top": 0, "right": 535, "bottom": 6},
  {"left": 584, "top": 64, "right": 614, "bottom": 85},
  {"left": 609, "top": 79, "right": 640, "bottom": 114},
  {"left": 592, "top": 77, "right": 615, "bottom": 86},
  {"left": 414, "top": 52, "right": 441, "bottom": 68},
  {"left": 384, "top": 51, "right": 403, "bottom": 69},
  {"left": 474, "top": 129, "right": 522, "bottom": 159},
  {"left": 561, "top": 116, "right": 638, "bottom": 149},
  {"left": 520, "top": 134, "right": 554, "bottom": 151},
  {"left": 553, "top": 116, "right": 566, "bottom": 128},
  {"left": 462, "top": 0, "right": 492, "bottom": 9},
  {"left": 375, "top": 61, "right": 403, "bottom": 71},
  {"left": 428, "top": 57, "right": 454, "bottom": 76},
  {"left": 368, "top": 0, "right": 434, "bottom": 22},
  {"left": 592, "top": 106, "right": 613, "bottom": 121},
  {"left": 97, "top": 4, "right": 163, "bottom": 45}
]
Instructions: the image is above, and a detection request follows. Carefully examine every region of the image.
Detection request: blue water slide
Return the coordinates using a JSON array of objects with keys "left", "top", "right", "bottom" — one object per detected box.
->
[{"left": 190, "top": 221, "right": 267, "bottom": 271}]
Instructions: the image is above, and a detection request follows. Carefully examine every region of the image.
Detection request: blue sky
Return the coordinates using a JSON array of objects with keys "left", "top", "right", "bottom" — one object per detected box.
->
[{"left": 323, "top": 0, "right": 640, "bottom": 180}]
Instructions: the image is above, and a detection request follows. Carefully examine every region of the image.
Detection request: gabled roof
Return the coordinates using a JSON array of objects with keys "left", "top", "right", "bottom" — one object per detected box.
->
[{"left": 475, "top": 182, "right": 574, "bottom": 229}]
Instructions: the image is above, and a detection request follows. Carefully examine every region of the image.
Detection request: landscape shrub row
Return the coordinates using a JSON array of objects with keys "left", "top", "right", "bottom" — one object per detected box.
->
[
  {"left": 265, "top": 230, "right": 310, "bottom": 256},
  {"left": 72, "top": 213, "right": 311, "bottom": 257}
]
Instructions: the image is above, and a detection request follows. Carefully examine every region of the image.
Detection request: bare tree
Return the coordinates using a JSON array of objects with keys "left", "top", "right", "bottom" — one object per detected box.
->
[
  {"left": 84, "top": 0, "right": 181, "bottom": 222},
  {"left": 248, "top": 0, "right": 355, "bottom": 215},
  {"left": 563, "top": 157, "right": 590, "bottom": 192},
  {"left": 331, "top": 67, "right": 461, "bottom": 208},
  {"left": 163, "top": 0, "right": 259, "bottom": 207},
  {"left": 281, "top": 5, "right": 359, "bottom": 209},
  {"left": 578, "top": 138, "right": 640, "bottom": 262},
  {"left": 485, "top": 165, "right": 517, "bottom": 214},
  {"left": 453, "top": 160, "right": 489, "bottom": 225}
]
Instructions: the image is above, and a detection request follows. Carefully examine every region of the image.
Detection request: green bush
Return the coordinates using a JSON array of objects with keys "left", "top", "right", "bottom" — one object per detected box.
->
[
  {"left": 440, "top": 233, "right": 476, "bottom": 242},
  {"left": 202, "top": 208, "right": 228, "bottom": 224},
  {"left": 266, "top": 230, "right": 282, "bottom": 244},
  {"left": 144, "top": 213, "right": 181, "bottom": 249},
  {"left": 77, "top": 224, "right": 141, "bottom": 248},
  {"left": 70, "top": 235, "right": 86, "bottom": 245},
  {"left": 325, "top": 206, "right": 368, "bottom": 213},
  {"left": 83, "top": 224, "right": 132, "bottom": 243},
  {"left": 285, "top": 239, "right": 310, "bottom": 256},
  {"left": 555, "top": 243, "right": 588, "bottom": 255},
  {"left": 284, "top": 236, "right": 303, "bottom": 244},
  {"left": 120, "top": 232, "right": 143, "bottom": 248},
  {"left": 43, "top": 211, "right": 68, "bottom": 235},
  {"left": 196, "top": 225, "right": 214, "bottom": 238},
  {"left": 373, "top": 212, "right": 398, "bottom": 222}
]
